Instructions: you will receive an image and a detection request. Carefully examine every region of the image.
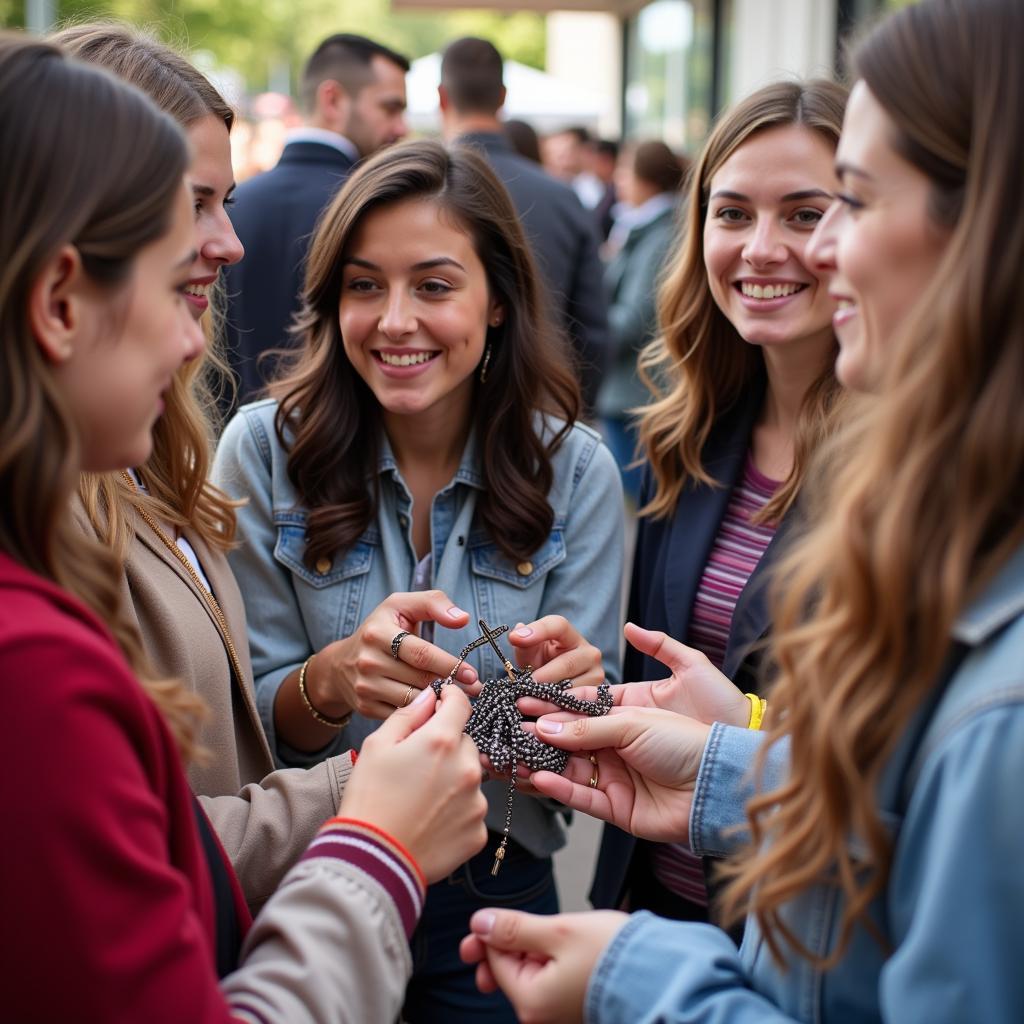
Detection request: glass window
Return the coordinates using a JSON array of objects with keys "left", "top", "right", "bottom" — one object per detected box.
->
[{"left": 623, "top": 0, "right": 716, "bottom": 149}]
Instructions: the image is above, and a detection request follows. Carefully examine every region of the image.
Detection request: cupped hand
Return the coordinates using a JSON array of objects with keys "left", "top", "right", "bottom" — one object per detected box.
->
[
  {"left": 508, "top": 615, "right": 605, "bottom": 688},
  {"left": 518, "top": 706, "right": 710, "bottom": 843},
  {"left": 306, "top": 590, "right": 480, "bottom": 720},
  {"left": 517, "top": 622, "right": 749, "bottom": 728},
  {"left": 339, "top": 685, "right": 488, "bottom": 882},
  {"left": 459, "top": 908, "right": 628, "bottom": 1024}
]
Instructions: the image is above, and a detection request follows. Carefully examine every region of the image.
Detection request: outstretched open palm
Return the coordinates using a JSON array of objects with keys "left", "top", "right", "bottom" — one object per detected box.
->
[{"left": 522, "top": 706, "right": 710, "bottom": 843}]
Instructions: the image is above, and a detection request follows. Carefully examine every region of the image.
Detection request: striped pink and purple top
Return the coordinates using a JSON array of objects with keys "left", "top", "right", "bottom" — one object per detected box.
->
[{"left": 652, "top": 454, "right": 780, "bottom": 905}]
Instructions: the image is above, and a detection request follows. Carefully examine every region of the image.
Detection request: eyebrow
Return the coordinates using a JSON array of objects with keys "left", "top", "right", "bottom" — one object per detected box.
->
[
  {"left": 191, "top": 182, "right": 238, "bottom": 198},
  {"left": 835, "top": 162, "right": 873, "bottom": 181},
  {"left": 344, "top": 256, "right": 467, "bottom": 273},
  {"left": 708, "top": 188, "right": 833, "bottom": 202}
]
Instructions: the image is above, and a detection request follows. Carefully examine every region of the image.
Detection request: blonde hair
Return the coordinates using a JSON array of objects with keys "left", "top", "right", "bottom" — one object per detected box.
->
[
  {"left": 637, "top": 79, "right": 847, "bottom": 524},
  {"left": 721, "top": 0, "right": 1024, "bottom": 967},
  {"left": 55, "top": 23, "right": 239, "bottom": 559}
]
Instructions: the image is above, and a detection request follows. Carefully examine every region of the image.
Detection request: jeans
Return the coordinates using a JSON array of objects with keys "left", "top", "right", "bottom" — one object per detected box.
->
[{"left": 403, "top": 834, "right": 559, "bottom": 1023}]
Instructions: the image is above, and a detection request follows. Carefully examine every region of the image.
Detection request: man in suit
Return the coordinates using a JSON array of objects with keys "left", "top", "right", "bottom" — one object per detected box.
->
[
  {"left": 438, "top": 38, "right": 609, "bottom": 414},
  {"left": 222, "top": 34, "right": 410, "bottom": 414}
]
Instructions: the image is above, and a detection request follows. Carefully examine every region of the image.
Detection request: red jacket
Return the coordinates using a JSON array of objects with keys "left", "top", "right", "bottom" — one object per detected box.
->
[{"left": 0, "top": 553, "right": 250, "bottom": 1023}]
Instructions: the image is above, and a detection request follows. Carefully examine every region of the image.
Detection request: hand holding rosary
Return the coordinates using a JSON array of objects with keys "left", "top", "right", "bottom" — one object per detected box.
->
[{"left": 402, "top": 618, "right": 612, "bottom": 874}]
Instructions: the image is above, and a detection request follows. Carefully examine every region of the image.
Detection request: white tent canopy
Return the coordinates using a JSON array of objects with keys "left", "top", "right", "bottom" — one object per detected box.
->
[{"left": 406, "top": 52, "right": 608, "bottom": 134}]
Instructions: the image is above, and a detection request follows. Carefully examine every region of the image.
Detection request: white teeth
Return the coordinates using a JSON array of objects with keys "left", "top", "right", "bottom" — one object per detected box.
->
[
  {"left": 379, "top": 351, "right": 437, "bottom": 367},
  {"left": 740, "top": 282, "right": 802, "bottom": 299},
  {"left": 837, "top": 299, "right": 854, "bottom": 310},
  {"left": 184, "top": 283, "right": 210, "bottom": 298}
]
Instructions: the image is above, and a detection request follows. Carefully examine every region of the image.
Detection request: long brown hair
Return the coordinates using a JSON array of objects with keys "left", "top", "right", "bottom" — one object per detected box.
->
[
  {"left": 722, "top": 0, "right": 1024, "bottom": 965},
  {"left": 0, "top": 34, "right": 203, "bottom": 755},
  {"left": 637, "top": 79, "right": 847, "bottom": 523},
  {"left": 54, "top": 23, "right": 238, "bottom": 558},
  {"left": 271, "top": 139, "right": 581, "bottom": 569}
]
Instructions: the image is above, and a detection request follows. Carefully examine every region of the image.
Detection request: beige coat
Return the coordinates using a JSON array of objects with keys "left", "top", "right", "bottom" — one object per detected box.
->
[{"left": 93, "top": 502, "right": 352, "bottom": 910}]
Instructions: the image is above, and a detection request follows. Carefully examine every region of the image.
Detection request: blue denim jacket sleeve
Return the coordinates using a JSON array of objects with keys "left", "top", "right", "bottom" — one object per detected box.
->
[
  {"left": 212, "top": 404, "right": 306, "bottom": 762},
  {"left": 586, "top": 912, "right": 797, "bottom": 1023},
  {"left": 689, "top": 722, "right": 787, "bottom": 857},
  {"left": 880, "top": 702, "right": 1024, "bottom": 1021}
]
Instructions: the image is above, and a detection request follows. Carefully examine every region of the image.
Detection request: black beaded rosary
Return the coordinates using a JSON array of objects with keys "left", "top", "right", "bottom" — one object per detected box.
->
[{"left": 431, "top": 619, "right": 612, "bottom": 874}]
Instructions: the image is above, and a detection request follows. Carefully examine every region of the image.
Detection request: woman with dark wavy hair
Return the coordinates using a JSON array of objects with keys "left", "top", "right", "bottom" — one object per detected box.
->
[
  {"left": 460, "top": 0, "right": 1024, "bottom": 1020},
  {"left": 213, "top": 138, "right": 624, "bottom": 1021}
]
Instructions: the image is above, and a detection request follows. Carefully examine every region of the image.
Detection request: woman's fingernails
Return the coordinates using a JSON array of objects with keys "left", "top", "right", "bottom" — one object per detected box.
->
[
  {"left": 458, "top": 666, "right": 477, "bottom": 683},
  {"left": 473, "top": 911, "right": 496, "bottom": 936},
  {"left": 513, "top": 626, "right": 533, "bottom": 638},
  {"left": 537, "top": 718, "right": 563, "bottom": 734},
  {"left": 448, "top": 606, "right": 467, "bottom": 618},
  {"left": 412, "top": 687, "right": 433, "bottom": 705}
]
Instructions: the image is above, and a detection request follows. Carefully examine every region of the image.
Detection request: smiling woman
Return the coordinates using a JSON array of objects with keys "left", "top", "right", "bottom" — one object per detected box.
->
[
  {"left": 590, "top": 78, "right": 848, "bottom": 922},
  {"left": 212, "top": 139, "right": 626, "bottom": 1022}
]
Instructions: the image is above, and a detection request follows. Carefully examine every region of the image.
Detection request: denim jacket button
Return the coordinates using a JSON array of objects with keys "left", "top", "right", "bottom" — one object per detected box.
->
[
  {"left": 315, "top": 557, "right": 332, "bottom": 575},
  {"left": 516, "top": 560, "right": 534, "bottom": 576},
  {"left": 399, "top": 514, "right": 409, "bottom": 528}
]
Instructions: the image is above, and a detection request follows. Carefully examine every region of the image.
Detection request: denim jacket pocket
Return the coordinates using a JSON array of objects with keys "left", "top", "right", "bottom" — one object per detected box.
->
[
  {"left": 272, "top": 515, "right": 376, "bottom": 590},
  {"left": 468, "top": 528, "right": 566, "bottom": 589}
]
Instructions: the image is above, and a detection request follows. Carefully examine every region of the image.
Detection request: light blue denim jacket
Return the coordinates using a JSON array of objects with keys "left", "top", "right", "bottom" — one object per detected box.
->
[
  {"left": 212, "top": 399, "right": 625, "bottom": 858},
  {"left": 587, "top": 541, "right": 1024, "bottom": 1023}
]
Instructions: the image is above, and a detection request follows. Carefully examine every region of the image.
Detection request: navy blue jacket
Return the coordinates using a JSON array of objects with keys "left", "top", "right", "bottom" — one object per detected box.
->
[
  {"left": 221, "top": 141, "right": 355, "bottom": 416},
  {"left": 457, "top": 132, "right": 609, "bottom": 414},
  {"left": 589, "top": 380, "right": 799, "bottom": 909}
]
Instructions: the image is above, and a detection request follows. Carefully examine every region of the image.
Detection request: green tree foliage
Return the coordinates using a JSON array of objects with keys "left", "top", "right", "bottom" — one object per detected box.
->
[{"left": 3, "top": 0, "right": 546, "bottom": 94}]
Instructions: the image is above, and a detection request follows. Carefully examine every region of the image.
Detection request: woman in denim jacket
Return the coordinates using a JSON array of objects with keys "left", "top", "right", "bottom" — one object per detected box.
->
[
  {"left": 460, "top": 1, "right": 1024, "bottom": 1020},
  {"left": 213, "top": 140, "right": 624, "bottom": 1022}
]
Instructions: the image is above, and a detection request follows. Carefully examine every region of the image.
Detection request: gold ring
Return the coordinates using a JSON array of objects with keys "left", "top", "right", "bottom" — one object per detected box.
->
[
  {"left": 588, "top": 753, "right": 599, "bottom": 789},
  {"left": 400, "top": 685, "right": 416, "bottom": 708}
]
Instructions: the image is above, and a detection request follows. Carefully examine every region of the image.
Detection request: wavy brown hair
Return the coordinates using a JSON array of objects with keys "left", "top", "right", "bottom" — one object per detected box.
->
[
  {"left": 0, "top": 34, "right": 204, "bottom": 757},
  {"left": 271, "top": 140, "right": 580, "bottom": 569},
  {"left": 721, "top": 0, "right": 1024, "bottom": 966},
  {"left": 54, "top": 23, "right": 239, "bottom": 559},
  {"left": 637, "top": 79, "right": 847, "bottom": 524}
]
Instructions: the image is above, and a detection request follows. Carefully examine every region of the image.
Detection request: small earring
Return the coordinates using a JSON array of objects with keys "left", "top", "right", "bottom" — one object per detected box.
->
[{"left": 479, "top": 342, "right": 492, "bottom": 383}]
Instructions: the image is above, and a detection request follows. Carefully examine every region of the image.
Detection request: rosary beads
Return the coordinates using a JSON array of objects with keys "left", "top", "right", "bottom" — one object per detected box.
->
[{"left": 431, "top": 619, "right": 612, "bottom": 874}]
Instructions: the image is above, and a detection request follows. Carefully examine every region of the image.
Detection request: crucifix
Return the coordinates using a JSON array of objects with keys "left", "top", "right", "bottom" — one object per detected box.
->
[{"left": 440, "top": 618, "right": 517, "bottom": 685}]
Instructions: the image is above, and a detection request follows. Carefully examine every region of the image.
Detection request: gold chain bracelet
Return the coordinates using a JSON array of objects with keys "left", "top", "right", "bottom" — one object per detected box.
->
[{"left": 298, "top": 654, "right": 352, "bottom": 729}]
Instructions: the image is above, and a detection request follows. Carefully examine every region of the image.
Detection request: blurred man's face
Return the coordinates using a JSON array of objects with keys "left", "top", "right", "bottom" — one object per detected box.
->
[
  {"left": 542, "top": 131, "right": 583, "bottom": 180},
  {"left": 346, "top": 55, "right": 408, "bottom": 157}
]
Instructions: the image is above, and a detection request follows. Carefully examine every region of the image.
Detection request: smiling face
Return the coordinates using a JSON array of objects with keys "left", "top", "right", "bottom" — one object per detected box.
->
[
  {"left": 339, "top": 197, "right": 503, "bottom": 427},
  {"left": 182, "top": 114, "right": 244, "bottom": 318},
  {"left": 703, "top": 124, "right": 838, "bottom": 354},
  {"left": 806, "top": 82, "right": 951, "bottom": 392},
  {"left": 58, "top": 185, "right": 205, "bottom": 470}
]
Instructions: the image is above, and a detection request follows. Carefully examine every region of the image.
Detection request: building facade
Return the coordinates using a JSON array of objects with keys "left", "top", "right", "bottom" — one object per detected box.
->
[{"left": 392, "top": 0, "right": 913, "bottom": 149}]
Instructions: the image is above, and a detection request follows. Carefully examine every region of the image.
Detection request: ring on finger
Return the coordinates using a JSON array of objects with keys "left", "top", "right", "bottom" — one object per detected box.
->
[
  {"left": 391, "top": 631, "right": 410, "bottom": 660},
  {"left": 588, "top": 753, "right": 599, "bottom": 789},
  {"left": 399, "top": 684, "right": 416, "bottom": 708}
]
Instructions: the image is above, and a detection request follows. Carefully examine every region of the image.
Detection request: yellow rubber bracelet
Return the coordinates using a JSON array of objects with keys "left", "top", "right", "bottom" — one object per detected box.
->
[{"left": 745, "top": 692, "right": 766, "bottom": 731}]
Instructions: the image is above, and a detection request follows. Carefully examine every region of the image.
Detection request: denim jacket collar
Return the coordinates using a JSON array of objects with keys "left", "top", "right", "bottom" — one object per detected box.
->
[{"left": 952, "top": 542, "right": 1024, "bottom": 645}]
